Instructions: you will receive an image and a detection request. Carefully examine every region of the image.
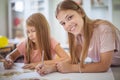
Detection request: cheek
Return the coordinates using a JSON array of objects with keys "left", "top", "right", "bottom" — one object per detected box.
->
[
  {"left": 33, "top": 33, "right": 37, "bottom": 38},
  {"left": 63, "top": 26, "right": 67, "bottom": 31},
  {"left": 78, "top": 18, "right": 83, "bottom": 27}
]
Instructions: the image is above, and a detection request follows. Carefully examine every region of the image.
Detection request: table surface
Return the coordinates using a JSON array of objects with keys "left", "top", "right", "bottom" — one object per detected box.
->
[
  {"left": 111, "top": 66, "right": 120, "bottom": 80},
  {"left": 0, "top": 62, "right": 115, "bottom": 80}
]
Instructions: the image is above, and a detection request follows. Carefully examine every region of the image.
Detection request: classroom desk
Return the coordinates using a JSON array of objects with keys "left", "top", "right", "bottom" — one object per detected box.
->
[
  {"left": 0, "top": 62, "right": 115, "bottom": 80},
  {"left": 111, "top": 67, "right": 120, "bottom": 80}
]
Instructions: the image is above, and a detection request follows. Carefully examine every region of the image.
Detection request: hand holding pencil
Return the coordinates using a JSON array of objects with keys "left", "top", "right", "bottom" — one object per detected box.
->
[
  {"left": 0, "top": 54, "right": 13, "bottom": 69},
  {"left": 35, "top": 50, "right": 57, "bottom": 76}
]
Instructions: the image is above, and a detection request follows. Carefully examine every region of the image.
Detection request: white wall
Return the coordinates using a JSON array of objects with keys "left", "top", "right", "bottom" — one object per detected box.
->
[
  {"left": 112, "top": 0, "right": 120, "bottom": 29},
  {"left": 23, "top": 0, "right": 68, "bottom": 48},
  {"left": 1, "top": 0, "right": 120, "bottom": 42},
  {"left": 49, "top": 0, "right": 68, "bottom": 48},
  {"left": 0, "top": 0, "right": 8, "bottom": 36}
]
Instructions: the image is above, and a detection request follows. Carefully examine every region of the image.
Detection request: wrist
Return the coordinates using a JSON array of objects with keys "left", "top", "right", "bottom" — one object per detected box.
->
[
  {"left": 7, "top": 58, "right": 13, "bottom": 62},
  {"left": 6, "top": 56, "right": 13, "bottom": 62},
  {"left": 51, "top": 64, "right": 57, "bottom": 72}
]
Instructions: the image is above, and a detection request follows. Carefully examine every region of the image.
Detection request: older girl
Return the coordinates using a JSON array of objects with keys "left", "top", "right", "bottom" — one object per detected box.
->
[{"left": 55, "top": 0, "right": 120, "bottom": 73}]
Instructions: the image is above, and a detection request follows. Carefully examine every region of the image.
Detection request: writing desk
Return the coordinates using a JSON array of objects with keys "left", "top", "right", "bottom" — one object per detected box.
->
[{"left": 0, "top": 62, "right": 114, "bottom": 80}]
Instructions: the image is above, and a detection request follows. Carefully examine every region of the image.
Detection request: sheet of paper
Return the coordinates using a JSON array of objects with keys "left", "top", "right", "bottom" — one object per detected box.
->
[{"left": 0, "top": 62, "right": 114, "bottom": 80}]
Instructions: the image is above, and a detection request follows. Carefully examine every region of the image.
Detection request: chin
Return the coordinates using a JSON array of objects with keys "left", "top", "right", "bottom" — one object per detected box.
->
[
  {"left": 73, "top": 32, "right": 79, "bottom": 35},
  {"left": 32, "top": 40, "right": 36, "bottom": 43}
]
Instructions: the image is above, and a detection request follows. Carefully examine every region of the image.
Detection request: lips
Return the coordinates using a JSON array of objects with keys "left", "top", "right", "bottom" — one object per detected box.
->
[
  {"left": 30, "top": 38, "right": 35, "bottom": 41},
  {"left": 70, "top": 26, "right": 75, "bottom": 31},
  {"left": 69, "top": 24, "right": 76, "bottom": 32}
]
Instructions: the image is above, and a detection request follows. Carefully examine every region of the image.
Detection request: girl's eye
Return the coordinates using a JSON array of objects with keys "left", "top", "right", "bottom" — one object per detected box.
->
[
  {"left": 31, "top": 29, "right": 36, "bottom": 32},
  {"left": 61, "top": 22, "right": 65, "bottom": 26},
  {"left": 27, "top": 30, "right": 30, "bottom": 34},
  {"left": 68, "top": 15, "right": 73, "bottom": 21},
  {"left": 60, "top": 21, "right": 65, "bottom": 26}
]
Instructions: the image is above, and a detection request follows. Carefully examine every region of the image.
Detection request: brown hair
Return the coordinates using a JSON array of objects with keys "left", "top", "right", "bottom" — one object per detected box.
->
[
  {"left": 26, "top": 13, "right": 52, "bottom": 63},
  {"left": 55, "top": 0, "right": 103, "bottom": 67}
]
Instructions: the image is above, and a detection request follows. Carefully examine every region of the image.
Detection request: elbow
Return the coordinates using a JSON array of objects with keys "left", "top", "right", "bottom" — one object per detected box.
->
[
  {"left": 101, "top": 67, "right": 109, "bottom": 72},
  {"left": 100, "top": 64, "right": 110, "bottom": 72}
]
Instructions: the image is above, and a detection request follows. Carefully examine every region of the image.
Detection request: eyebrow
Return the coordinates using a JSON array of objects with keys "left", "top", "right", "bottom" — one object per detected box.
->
[{"left": 59, "top": 14, "right": 69, "bottom": 24}]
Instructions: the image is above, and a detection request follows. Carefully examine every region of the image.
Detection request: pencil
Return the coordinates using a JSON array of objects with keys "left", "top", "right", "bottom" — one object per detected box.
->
[{"left": 41, "top": 50, "right": 44, "bottom": 66}]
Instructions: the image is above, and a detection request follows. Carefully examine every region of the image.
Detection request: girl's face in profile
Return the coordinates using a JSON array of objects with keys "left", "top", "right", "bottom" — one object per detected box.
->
[
  {"left": 57, "top": 10, "right": 84, "bottom": 36},
  {"left": 26, "top": 26, "right": 37, "bottom": 43}
]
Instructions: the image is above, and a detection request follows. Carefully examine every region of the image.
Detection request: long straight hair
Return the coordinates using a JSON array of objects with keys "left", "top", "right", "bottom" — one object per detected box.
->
[
  {"left": 56, "top": 0, "right": 118, "bottom": 68},
  {"left": 56, "top": 0, "right": 98, "bottom": 67},
  {"left": 26, "top": 13, "right": 52, "bottom": 63}
]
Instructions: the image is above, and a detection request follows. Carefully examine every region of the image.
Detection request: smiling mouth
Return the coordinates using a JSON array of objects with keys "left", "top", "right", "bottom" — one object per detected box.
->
[
  {"left": 70, "top": 26, "right": 75, "bottom": 31},
  {"left": 30, "top": 38, "right": 34, "bottom": 41}
]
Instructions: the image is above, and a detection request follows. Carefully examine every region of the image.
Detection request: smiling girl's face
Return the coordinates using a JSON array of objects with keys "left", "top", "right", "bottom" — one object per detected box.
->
[{"left": 57, "top": 10, "right": 84, "bottom": 36}]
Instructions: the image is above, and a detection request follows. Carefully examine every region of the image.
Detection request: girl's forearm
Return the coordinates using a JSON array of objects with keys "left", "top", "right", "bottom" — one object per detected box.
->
[
  {"left": 6, "top": 49, "right": 21, "bottom": 62},
  {"left": 6, "top": 55, "right": 14, "bottom": 62},
  {"left": 81, "top": 62, "right": 110, "bottom": 73},
  {"left": 44, "top": 57, "right": 70, "bottom": 65},
  {"left": 64, "top": 62, "right": 110, "bottom": 73}
]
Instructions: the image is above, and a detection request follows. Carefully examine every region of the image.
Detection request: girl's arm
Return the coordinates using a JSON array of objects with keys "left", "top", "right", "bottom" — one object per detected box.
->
[
  {"left": 43, "top": 44, "right": 70, "bottom": 64},
  {"left": 4, "top": 48, "right": 21, "bottom": 69},
  {"left": 56, "top": 50, "right": 113, "bottom": 73},
  {"left": 6, "top": 48, "right": 21, "bottom": 62},
  {"left": 81, "top": 50, "right": 113, "bottom": 73},
  {"left": 54, "top": 44, "right": 70, "bottom": 61},
  {"left": 35, "top": 44, "right": 70, "bottom": 75}
]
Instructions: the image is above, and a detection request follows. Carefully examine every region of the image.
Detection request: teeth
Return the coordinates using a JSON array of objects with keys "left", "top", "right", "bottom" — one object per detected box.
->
[{"left": 70, "top": 26, "right": 75, "bottom": 31}]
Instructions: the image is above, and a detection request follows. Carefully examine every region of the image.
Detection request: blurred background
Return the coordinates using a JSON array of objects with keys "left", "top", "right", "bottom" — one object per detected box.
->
[
  {"left": 0, "top": 0, "right": 120, "bottom": 55},
  {"left": 0, "top": 1, "right": 120, "bottom": 79}
]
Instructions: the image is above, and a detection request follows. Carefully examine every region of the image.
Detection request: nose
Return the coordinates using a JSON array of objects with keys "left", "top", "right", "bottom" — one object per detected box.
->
[
  {"left": 28, "top": 32, "right": 33, "bottom": 38},
  {"left": 64, "top": 22, "right": 71, "bottom": 31}
]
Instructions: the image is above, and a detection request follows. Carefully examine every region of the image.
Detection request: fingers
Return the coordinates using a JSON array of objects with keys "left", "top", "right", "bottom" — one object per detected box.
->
[
  {"left": 56, "top": 62, "right": 65, "bottom": 73},
  {"left": 36, "top": 66, "right": 46, "bottom": 76},
  {"left": 35, "top": 64, "right": 43, "bottom": 70},
  {"left": 37, "top": 69, "right": 48, "bottom": 76},
  {"left": 35, "top": 64, "right": 43, "bottom": 73},
  {"left": 36, "top": 64, "right": 50, "bottom": 76},
  {"left": 56, "top": 62, "right": 62, "bottom": 72},
  {"left": 36, "top": 63, "right": 64, "bottom": 76},
  {"left": 3, "top": 60, "right": 13, "bottom": 69}
]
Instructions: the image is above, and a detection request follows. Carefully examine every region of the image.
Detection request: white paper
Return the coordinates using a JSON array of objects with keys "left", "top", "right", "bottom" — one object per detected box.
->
[{"left": 0, "top": 62, "right": 114, "bottom": 80}]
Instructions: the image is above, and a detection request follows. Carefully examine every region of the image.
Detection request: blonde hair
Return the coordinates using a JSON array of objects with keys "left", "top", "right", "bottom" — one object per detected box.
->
[
  {"left": 26, "top": 13, "right": 52, "bottom": 63},
  {"left": 55, "top": 0, "right": 117, "bottom": 68}
]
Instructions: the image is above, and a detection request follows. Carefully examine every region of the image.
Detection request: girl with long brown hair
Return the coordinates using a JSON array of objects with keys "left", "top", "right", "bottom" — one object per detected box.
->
[
  {"left": 55, "top": 0, "right": 120, "bottom": 73},
  {"left": 4, "top": 13, "right": 69, "bottom": 74}
]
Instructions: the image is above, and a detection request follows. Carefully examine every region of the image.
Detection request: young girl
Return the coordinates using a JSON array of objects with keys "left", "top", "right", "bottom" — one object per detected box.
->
[
  {"left": 4, "top": 13, "right": 69, "bottom": 74},
  {"left": 55, "top": 0, "right": 120, "bottom": 73}
]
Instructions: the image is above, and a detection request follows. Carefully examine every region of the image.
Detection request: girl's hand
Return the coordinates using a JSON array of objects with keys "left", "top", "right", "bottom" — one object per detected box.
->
[
  {"left": 3, "top": 59, "right": 14, "bottom": 69},
  {"left": 56, "top": 62, "right": 73, "bottom": 73},
  {"left": 35, "top": 64, "right": 57, "bottom": 76},
  {"left": 22, "top": 63, "right": 38, "bottom": 70},
  {"left": 35, "top": 63, "right": 43, "bottom": 71}
]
